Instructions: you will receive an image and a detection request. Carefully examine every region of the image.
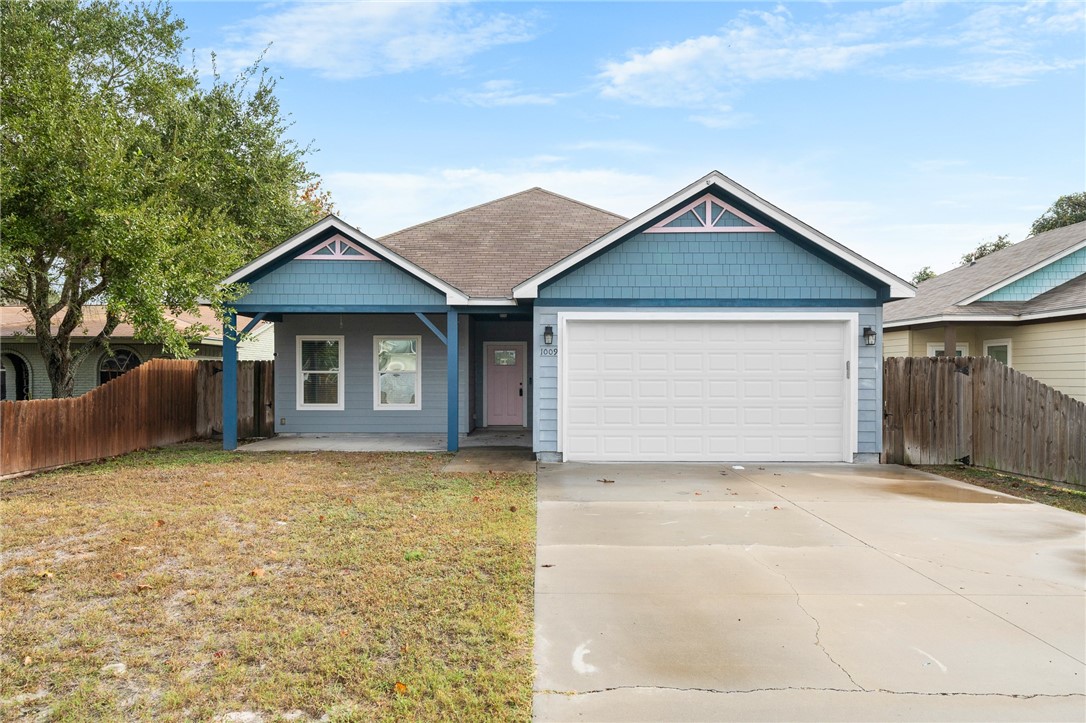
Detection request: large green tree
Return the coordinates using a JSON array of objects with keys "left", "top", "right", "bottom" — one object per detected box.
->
[
  {"left": 1031, "top": 192, "right": 1086, "bottom": 235},
  {"left": 1, "top": 0, "right": 328, "bottom": 397}
]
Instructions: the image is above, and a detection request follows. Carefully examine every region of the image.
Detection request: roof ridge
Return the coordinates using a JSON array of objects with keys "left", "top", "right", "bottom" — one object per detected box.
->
[{"left": 379, "top": 187, "right": 626, "bottom": 240}]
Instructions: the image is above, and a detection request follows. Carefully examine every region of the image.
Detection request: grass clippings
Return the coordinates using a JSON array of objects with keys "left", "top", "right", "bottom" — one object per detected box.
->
[
  {"left": 0, "top": 443, "right": 536, "bottom": 721},
  {"left": 917, "top": 464, "right": 1086, "bottom": 514}
]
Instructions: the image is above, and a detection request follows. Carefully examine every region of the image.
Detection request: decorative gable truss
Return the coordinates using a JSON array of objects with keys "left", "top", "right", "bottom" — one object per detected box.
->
[
  {"left": 645, "top": 194, "right": 772, "bottom": 234},
  {"left": 298, "top": 234, "right": 380, "bottom": 260}
]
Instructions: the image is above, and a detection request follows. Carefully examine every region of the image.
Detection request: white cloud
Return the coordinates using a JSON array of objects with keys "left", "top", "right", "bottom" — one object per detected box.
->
[
  {"left": 598, "top": 2, "right": 1083, "bottom": 110},
  {"left": 212, "top": 2, "right": 536, "bottom": 79},
  {"left": 443, "top": 79, "right": 563, "bottom": 107}
]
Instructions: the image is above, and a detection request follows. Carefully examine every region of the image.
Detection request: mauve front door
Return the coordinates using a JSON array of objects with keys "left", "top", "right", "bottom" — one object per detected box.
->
[{"left": 485, "top": 342, "right": 526, "bottom": 426}]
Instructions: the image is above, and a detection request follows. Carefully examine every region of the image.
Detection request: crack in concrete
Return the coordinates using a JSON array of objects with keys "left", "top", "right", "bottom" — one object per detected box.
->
[
  {"left": 536, "top": 685, "right": 1086, "bottom": 699},
  {"left": 745, "top": 546, "right": 866, "bottom": 692}
]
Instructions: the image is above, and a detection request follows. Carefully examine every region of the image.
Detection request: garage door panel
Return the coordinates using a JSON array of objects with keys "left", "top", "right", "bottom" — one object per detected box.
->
[{"left": 563, "top": 319, "right": 849, "bottom": 462}]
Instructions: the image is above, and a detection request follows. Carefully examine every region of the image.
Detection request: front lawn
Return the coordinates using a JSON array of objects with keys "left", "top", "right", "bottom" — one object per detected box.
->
[{"left": 0, "top": 444, "right": 536, "bottom": 721}]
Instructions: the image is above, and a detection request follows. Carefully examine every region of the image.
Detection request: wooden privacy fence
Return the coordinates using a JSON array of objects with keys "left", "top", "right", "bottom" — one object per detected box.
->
[
  {"left": 1, "top": 359, "right": 274, "bottom": 477},
  {"left": 883, "top": 356, "right": 1086, "bottom": 484}
]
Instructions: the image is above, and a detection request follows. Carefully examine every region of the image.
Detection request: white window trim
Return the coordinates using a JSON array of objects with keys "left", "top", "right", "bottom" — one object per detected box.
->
[
  {"left": 983, "top": 338, "right": 1012, "bottom": 365},
  {"left": 374, "top": 335, "right": 422, "bottom": 411},
  {"left": 926, "top": 342, "right": 969, "bottom": 357},
  {"left": 296, "top": 335, "right": 345, "bottom": 411}
]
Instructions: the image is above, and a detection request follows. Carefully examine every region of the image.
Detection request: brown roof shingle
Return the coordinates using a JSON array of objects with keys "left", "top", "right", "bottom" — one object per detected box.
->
[{"left": 378, "top": 187, "right": 626, "bottom": 298}]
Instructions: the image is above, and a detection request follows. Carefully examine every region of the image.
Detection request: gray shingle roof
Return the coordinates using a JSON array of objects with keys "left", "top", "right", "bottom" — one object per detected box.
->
[
  {"left": 884, "top": 221, "right": 1086, "bottom": 324},
  {"left": 378, "top": 188, "right": 627, "bottom": 298}
]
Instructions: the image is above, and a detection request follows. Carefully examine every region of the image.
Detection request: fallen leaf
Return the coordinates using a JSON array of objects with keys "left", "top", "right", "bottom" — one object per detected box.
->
[
  {"left": 694, "top": 492, "right": 702, "bottom": 496},
  {"left": 319, "top": 515, "right": 325, "bottom": 522},
  {"left": 509, "top": 505, "right": 517, "bottom": 512},
  {"left": 135, "top": 584, "right": 151, "bottom": 593},
  {"left": 36, "top": 570, "right": 54, "bottom": 579},
  {"left": 772, "top": 506, "right": 780, "bottom": 510},
  {"left": 541, "top": 564, "right": 555, "bottom": 568},
  {"left": 472, "top": 496, "right": 480, "bottom": 503},
  {"left": 340, "top": 630, "right": 349, "bottom": 638},
  {"left": 213, "top": 650, "right": 226, "bottom": 659},
  {"left": 155, "top": 519, "right": 166, "bottom": 527},
  {"left": 111, "top": 572, "right": 126, "bottom": 581},
  {"left": 344, "top": 497, "right": 353, "bottom": 504},
  {"left": 394, "top": 681, "right": 408, "bottom": 695},
  {"left": 597, "top": 478, "right": 615, "bottom": 484},
  {"left": 758, "top": 467, "right": 766, "bottom": 470},
  {"left": 23, "top": 656, "right": 32, "bottom": 666},
  {"left": 249, "top": 568, "right": 266, "bottom": 578}
]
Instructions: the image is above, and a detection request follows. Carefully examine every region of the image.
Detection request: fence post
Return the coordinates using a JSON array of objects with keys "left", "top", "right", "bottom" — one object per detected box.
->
[{"left": 223, "top": 312, "right": 238, "bottom": 451}]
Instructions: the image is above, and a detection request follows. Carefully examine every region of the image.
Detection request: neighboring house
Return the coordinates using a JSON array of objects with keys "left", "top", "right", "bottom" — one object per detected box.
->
[
  {"left": 883, "top": 221, "right": 1086, "bottom": 401},
  {"left": 0, "top": 306, "right": 274, "bottom": 400},
  {"left": 220, "top": 171, "right": 913, "bottom": 462}
]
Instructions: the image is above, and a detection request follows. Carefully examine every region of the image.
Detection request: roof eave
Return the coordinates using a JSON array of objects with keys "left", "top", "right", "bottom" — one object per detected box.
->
[{"left": 954, "top": 238, "right": 1086, "bottom": 306}]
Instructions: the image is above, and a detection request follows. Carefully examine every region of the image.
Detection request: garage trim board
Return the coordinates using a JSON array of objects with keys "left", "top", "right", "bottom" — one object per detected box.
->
[{"left": 557, "top": 311, "right": 859, "bottom": 462}]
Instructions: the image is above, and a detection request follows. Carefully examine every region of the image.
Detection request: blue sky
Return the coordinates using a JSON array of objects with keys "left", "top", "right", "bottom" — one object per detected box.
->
[{"left": 178, "top": 1, "right": 1085, "bottom": 279}]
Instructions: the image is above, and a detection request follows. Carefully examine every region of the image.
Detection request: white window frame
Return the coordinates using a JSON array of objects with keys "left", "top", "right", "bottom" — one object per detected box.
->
[
  {"left": 374, "top": 335, "right": 422, "bottom": 411},
  {"left": 926, "top": 342, "right": 969, "bottom": 357},
  {"left": 296, "top": 335, "right": 345, "bottom": 411},
  {"left": 983, "top": 338, "right": 1012, "bottom": 365}
]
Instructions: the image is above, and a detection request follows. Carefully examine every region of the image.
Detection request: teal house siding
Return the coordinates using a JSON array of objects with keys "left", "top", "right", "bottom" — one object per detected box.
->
[
  {"left": 238, "top": 259, "right": 446, "bottom": 308},
  {"left": 538, "top": 231, "right": 877, "bottom": 301},
  {"left": 274, "top": 314, "right": 468, "bottom": 435},
  {"left": 979, "top": 248, "right": 1086, "bottom": 301}
]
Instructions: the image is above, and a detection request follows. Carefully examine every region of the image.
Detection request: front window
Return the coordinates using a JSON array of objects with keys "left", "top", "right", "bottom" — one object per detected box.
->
[
  {"left": 99, "top": 349, "right": 140, "bottom": 385},
  {"left": 375, "top": 336, "right": 421, "bottom": 410},
  {"left": 297, "top": 336, "right": 344, "bottom": 410}
]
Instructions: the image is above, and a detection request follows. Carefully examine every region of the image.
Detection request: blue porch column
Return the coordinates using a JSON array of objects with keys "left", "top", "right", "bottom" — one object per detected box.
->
[
  {"left": 223, "top": 311, "right": 238, "bottom": 450},
  {"left": 447, "top": 309, "right": 459, "bottom": 452}
]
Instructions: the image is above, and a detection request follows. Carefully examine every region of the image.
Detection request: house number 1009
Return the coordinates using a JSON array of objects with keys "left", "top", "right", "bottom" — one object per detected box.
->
[{"left": 539, "top": 347, "right": 558, "bottom": 357}]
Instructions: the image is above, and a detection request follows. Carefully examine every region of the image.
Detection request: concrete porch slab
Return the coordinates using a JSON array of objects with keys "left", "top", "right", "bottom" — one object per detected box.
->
[{"left": 442, "top": 446, "right": 536, "bottom": 474}]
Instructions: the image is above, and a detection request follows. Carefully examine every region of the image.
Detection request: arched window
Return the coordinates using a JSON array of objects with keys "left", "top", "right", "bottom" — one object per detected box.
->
[
  {"left": 0, "top": 352, "right": 31, "bottom": 400},
  {"left": 99, "top": 349, "right": 141, "bottom": 385}
]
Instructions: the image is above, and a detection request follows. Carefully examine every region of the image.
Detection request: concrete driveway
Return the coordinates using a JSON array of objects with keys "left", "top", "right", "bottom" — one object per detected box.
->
[{"left": 533, "top": 463, "right": 1085, "bottom": 722}]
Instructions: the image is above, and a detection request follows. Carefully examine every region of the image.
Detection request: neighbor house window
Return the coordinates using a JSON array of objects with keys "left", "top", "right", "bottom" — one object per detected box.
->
[
  {"left": 297, "top": 336, "right": 344, "bottom": 410},
  {"left": 983, "top": 339, "right": 1012, "bottom": 366},
  {"left": 375, "top": 336, "right": 421, "bottom": 410},
  {"left": 926, "top": 342, "right": 969, "bottom": 358},
  {"left": 99, "top": 349, "right": 141, "bottom": 385}
]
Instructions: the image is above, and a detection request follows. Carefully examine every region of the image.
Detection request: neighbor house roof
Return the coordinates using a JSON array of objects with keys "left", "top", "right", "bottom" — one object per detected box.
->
[
  {"left": 884, "top": 220, "right": 1086, "bottom": 327},
  {"left": 0, "top": 305, "right": 267, "bottom": 341},
  {"left": 379, "top": 188, "right": 627, "bottom": 299}
]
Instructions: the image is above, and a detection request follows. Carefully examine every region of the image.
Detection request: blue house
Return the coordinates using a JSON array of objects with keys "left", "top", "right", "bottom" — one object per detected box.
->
[{"left": 221, "top": 172, "right": 913, "bottom": 462}]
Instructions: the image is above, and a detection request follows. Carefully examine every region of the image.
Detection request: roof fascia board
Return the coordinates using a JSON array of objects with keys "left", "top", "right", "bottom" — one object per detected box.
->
[
  {"left": 955, "top": 238, "right": 1086, "bottom": 306},
  {"left": 884, "top": 306, "right": 1085, "bottom": 328},
  {"left": 513, "top": 172, "right": 913, "bottom": 300},
  {"left": 222, "top": 216, "right": 470, "bottom": 305}
]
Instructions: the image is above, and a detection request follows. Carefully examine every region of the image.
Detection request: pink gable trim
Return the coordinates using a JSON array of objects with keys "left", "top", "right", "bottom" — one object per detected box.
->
[
  {"left": 297, "top": 234, "right": 380, "bottom": 260},
  {"left": 644, "top": 194, "right": 772, "bottom": 233}
]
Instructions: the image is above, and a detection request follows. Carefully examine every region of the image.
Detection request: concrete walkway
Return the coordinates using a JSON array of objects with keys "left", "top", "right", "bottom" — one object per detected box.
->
[
  {"left": 533, "top": 463, "right": 1086, "bottom": 722},
  {"left": 239, "top": 427, "right": 531, "bottom": 452}
]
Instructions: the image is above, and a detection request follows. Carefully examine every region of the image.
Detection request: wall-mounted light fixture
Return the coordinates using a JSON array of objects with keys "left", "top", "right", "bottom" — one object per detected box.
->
[
  {"left": 863, "top": 327, "right": 877, "bottom": 346},
  {"left": 543, "top": 325, "right": 554, "bottom": 345}
]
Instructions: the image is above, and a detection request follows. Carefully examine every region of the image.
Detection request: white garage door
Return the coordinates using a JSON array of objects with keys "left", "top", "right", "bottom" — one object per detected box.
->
[{"left": 562, "top": 318, "right": 850, "bottom": 462}]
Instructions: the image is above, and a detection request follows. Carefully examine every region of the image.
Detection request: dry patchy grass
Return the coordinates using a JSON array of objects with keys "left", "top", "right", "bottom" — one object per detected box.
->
[
  {"left": 0, "top": 443, "right": 536, "bottom": 721},
  {"left": 917, "top": 465, "right": 1086, "bottom": 514}
]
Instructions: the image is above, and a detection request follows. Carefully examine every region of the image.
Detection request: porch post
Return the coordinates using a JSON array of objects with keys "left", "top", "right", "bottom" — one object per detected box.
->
[
  {"left": 447, "top": 308, "right": 459, "bottom": 452},
  {"left": 223, "top": 311, "right": 238, "bottom": 451},
  {"left": 943, "top": 324, "right": 957, "bottom": 357}
]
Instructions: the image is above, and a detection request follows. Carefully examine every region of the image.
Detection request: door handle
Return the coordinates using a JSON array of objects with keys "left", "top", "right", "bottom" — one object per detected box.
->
[{"left": 519, "top": 388, "right": 524, "bottom": 397}]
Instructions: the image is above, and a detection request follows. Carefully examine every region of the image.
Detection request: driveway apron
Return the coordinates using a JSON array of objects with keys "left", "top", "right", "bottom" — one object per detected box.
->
[{"left": 533, "top": 463, "right": 1086, "bottom": 722}]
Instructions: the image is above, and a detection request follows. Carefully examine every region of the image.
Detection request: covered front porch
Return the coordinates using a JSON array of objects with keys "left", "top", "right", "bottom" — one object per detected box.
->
[{"left": 222, "top": 307, "right": 533, "bottom": 453}]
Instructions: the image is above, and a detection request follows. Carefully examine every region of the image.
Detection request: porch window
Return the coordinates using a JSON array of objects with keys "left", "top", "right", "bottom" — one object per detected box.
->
[
  {"left": 926, "top": 342, "right": 969, "bottom": 357},
  {"left": 297, "top": 336, "right": 344, "bottom": 410},
  {"left": 983, "top": 339, "right": 1012, "bottom": 366},
  {"left": 375, "top": 336, "right": 421, "bottom": 410}
]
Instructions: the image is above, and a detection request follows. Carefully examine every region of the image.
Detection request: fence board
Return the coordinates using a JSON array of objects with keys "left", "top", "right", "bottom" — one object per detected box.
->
[
  {"left": 883, "top": 356, "right": 1086, "bottom": 484},
  {"left": 2, "top": 359, "right": 275, "bottom": 477}
]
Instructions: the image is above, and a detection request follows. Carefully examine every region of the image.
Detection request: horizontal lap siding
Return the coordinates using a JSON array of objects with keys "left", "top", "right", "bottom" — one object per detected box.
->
[
  {"left": 275, "top": 314, "right": 468, "bottom": 434},
  {"left": 240, "top": 259, "right": 446, "bottom": 307}
]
